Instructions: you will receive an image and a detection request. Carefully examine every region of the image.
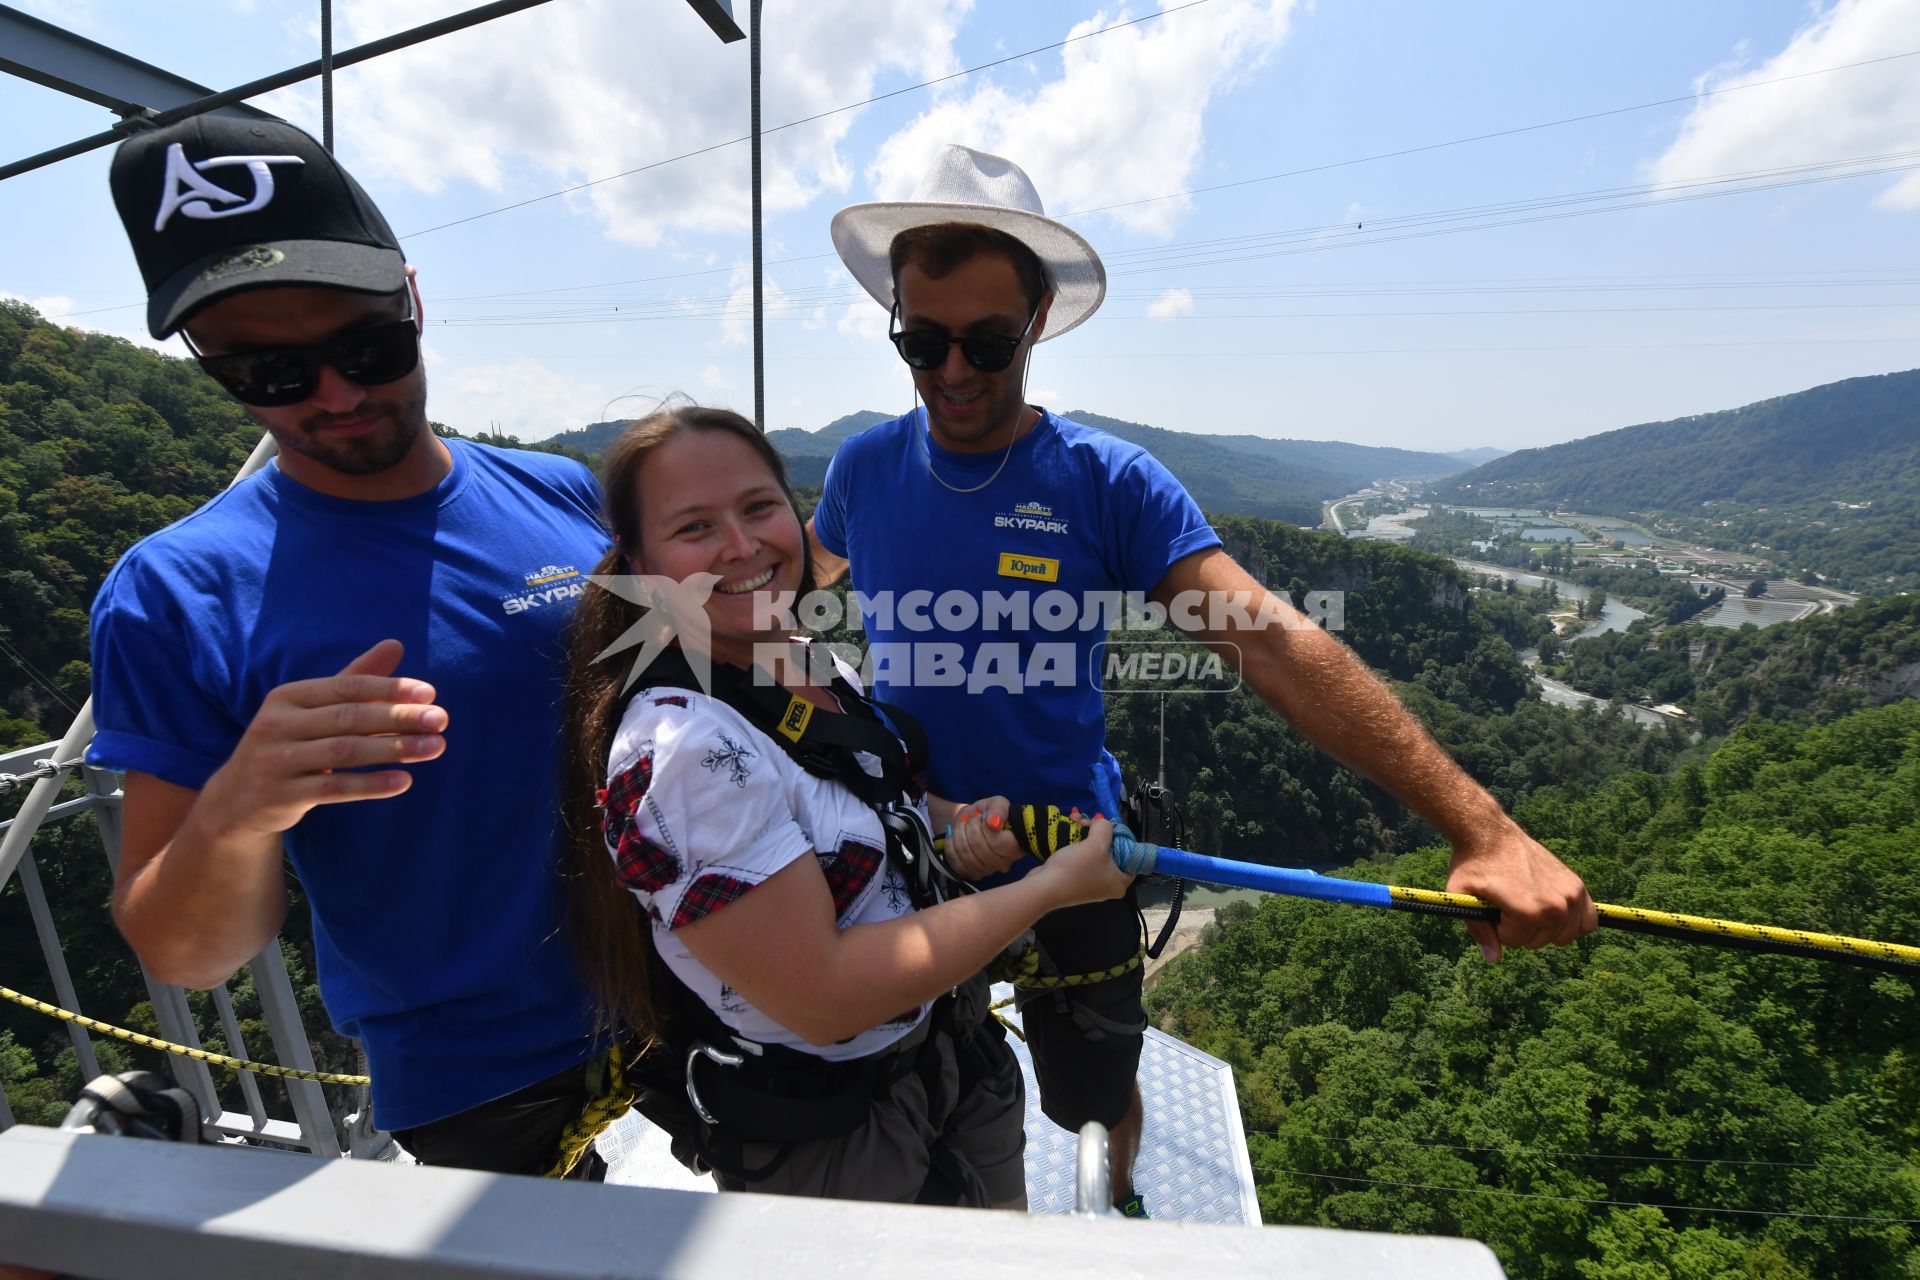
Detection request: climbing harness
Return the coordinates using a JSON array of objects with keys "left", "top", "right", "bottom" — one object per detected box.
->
[
  {"left": 595, "top": 645, "right": 1004, "bottom": 1201},
  {"left": 1124, "top": 779, "right": 1189, "bottom": 962}
]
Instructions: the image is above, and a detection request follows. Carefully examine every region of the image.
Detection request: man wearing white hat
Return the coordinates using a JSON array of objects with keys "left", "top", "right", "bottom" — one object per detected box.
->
[{"left": 812, "top": 145, "right": 1596, "bottom": 1214}]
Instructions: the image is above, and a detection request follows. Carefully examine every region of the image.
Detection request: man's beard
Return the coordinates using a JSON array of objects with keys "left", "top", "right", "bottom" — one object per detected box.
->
[{"left": 271, "top": 395, "right": 428, "bottom": 476}]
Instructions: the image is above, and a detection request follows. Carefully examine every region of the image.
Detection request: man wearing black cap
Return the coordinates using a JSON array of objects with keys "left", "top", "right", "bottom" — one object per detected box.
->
[{"left": 88, "top": 114, "right": 612, "bottom": 1176}]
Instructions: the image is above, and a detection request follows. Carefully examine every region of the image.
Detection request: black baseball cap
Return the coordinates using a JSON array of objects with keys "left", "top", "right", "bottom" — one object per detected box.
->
[{"left": 110, "top": 114, "right": 407, "bottom": 338}]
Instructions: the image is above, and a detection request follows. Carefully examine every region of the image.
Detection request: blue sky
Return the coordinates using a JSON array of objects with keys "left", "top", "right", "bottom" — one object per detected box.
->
[{"left": 3, "top": 0, "right": 1917, "bottom": 453}]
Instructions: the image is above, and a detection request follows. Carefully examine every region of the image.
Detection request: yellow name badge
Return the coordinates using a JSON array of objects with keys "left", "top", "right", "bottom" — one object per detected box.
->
[
  {"left": 997, "top": 552, "right": 1060, "bottom": 582},
  {"left": 777, "top": 695, "right": 814, "bottom": 742}
]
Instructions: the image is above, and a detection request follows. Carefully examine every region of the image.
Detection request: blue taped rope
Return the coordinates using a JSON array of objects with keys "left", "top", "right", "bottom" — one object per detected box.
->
[{"left": 1112, "top": 835, "right": 1395, "bottom": 909}]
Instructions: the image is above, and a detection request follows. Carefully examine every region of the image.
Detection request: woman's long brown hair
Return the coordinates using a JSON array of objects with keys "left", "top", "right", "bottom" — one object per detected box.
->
[{"left": 560, "top": 403, "right": 817, "bottom": 1047}]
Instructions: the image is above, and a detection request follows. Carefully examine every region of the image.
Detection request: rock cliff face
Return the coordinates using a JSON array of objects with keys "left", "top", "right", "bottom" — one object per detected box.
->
[{"left": 1863, "top": 660, "right": 1920, "bottom": 701}]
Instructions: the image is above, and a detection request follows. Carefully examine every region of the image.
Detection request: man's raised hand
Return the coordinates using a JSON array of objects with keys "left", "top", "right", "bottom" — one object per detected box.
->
[{"left": 199, "top": 639, "right": 447, "bottom": 838}]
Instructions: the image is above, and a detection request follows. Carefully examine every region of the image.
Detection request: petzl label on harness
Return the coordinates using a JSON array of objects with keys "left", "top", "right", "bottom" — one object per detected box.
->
[
  {"left": 997, "top": 552, "right": 1059, "bottom": 582},
  {"left": 777, "top": 695, "right": 814, "bottom": 742}
]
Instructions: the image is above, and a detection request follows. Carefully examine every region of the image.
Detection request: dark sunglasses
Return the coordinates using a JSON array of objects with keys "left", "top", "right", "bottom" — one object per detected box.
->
[
  {"left": 888, "top": 300, "right": 1038, "bottom": 373},
  {"left": 185, "top": 293, "right": 421, "bottom": 407}
]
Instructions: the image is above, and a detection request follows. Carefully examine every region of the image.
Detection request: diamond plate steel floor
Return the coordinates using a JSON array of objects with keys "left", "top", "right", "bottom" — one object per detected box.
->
[{"left": 601, "top": 983, "right": 1258, "bottom": 1225}]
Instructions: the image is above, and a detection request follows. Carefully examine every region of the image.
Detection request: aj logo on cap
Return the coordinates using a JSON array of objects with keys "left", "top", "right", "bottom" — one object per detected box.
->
[{"left": 153, "top": 143, "right": 305, "bottom": 233}]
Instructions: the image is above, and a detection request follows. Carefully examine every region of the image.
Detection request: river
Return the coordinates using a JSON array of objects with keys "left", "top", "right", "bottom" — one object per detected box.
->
[{"left": 1446, "top": 560, "right": 1673, "bottom": 729}]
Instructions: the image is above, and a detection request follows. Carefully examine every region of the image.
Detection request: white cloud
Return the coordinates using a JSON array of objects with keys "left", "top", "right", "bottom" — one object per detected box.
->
[
  {"left": 716, "top": 264, "right": 794, "bottom": 348},
  {"left": 700, "top": 364, "right": 728, "bottom": 392},
  {"left": 18, "top": 294, "right": 74, "bottom": 320},
  {"left": 1647, "top": 0, "right": 1920, "bottom": 211},
  {"left": 329, "top": 0, "right": 971, "bottom": 246},
  {"left": 425, "top": 348, "right": 625, "bottom": 438},
  {"left": 836, "top": 298, "right": 892, "bottom": 344},
  {"left": 4, "top": 292, "right": 176, "bottom": 354},
  {"left": 1147, "top": 287, "right": 1193, "bottom": 318},
  {"left": 866, "top": 0, "right": 1300, "bottom": 237}
]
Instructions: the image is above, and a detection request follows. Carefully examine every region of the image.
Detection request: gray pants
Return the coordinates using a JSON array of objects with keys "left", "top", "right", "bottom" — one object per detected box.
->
[{"left": 726, "top": 986, "right": 1025, "bottom": 1204}]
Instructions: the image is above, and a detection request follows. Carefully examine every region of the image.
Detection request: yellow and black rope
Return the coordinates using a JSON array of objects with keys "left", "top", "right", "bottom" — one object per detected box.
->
[
  {"left": 972, "top": 805, "right": 1920, "bottom": 976},
  {"left": 545, "top": 1043, "right": 639, "bottom": 1178},
  {"left": 1388, "top": 886, "right": 1920, "bottom": 972},
  {"left": 0, "top": 982, "right": 370, "bottom": 1085}
]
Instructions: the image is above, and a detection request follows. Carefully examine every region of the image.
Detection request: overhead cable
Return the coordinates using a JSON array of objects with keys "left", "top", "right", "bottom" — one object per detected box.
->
[{"left": 403, "top": 0, "right": 1217, "bottom": 238}]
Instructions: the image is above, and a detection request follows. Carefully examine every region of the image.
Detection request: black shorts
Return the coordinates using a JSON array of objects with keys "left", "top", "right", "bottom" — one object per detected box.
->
[
  {"left": 392, "top": 1056, "right": 608, "bottom": 1181},
  {"left": 1012, "top": 889, "right": 1147, "bottom": 1133}
]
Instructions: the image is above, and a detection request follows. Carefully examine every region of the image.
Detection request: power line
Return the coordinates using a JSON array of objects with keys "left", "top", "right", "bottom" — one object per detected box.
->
[
  {"left": 432, "top": 268, "right": 1920, "bottom": 314},
  {"left": 424, "top": 334, "right": 1920, "bottom": 357},
  {"left": 1109, "top": 153, "right": 1920, "bottom": 277},
  {"left": 1057, "top": 46, "right": 1920, "bottom": 220},
  {"left": 424, "top": 300, "right": 1920, "bottom": 328},
  {"left": 1247, "top": 1128, "right": 1919, "bottom": 1174},
  {"left": 0, "top": 633, "right": 81, "bottom": 717},
  {"left": 1267, "top": 1165, "right": 1920, "bottom": 1226},
  {"left": 49, "top": 40, "right": 1920, "bottom": 316},
  {"left": 420, "top": 152, "right": 1920, "bottom": 319},
  {"left": 404, "top": 0, "right": 1218, "bottom": 238},
  {"left": 1100, "top": 152, "right": 1920, "bottom": 266}
]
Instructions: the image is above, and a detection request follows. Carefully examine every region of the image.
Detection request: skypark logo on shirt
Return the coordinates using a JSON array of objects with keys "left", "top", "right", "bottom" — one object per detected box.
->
[
  {"left": 993, "top": 500, "right": 1069, "bottom": 535},
  {"left": 501, "top": 563, "right": 586, "bottom": 615}
]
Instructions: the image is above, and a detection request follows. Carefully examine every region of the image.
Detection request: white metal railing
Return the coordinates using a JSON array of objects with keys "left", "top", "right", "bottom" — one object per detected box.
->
[
  {"left": 0, "top": 733, "right": 343, "bottom": 1154},
  {"left": 0, "top": 1124, "right": 1509, "bottom": 1279}
]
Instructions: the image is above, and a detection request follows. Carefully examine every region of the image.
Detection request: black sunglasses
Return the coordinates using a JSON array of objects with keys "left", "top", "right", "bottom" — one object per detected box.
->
[
  {"left": 888, "top": 301, "right": 1038, "bottom": 373},
  {"left": 186, "top": 293, "right": 421, "bottom": 408}
]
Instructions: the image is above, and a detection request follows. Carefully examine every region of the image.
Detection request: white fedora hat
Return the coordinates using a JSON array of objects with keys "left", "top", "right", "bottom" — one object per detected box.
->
[{"left": 831, "top": 144, "right": 1107, "bottom": 340}]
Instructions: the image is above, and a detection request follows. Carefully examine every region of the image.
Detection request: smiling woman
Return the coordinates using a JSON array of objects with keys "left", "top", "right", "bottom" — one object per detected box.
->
[{"left": 556, "top": 403, "right": 1133, "bottom": 1206}]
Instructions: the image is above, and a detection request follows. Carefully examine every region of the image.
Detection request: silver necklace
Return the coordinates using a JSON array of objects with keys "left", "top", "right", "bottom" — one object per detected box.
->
[
  {"left": 918, "top": 345, "right": 1034, "bottom": 494},
  {"left": 921, "top": 401, "right": 1024, "bottom": 494}
]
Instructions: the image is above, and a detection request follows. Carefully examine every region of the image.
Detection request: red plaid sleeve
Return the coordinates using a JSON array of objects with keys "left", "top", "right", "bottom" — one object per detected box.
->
[
  {"left": 602, "top": 753, "right": 681, "bottom": 895},
  {"left": 815, "top": 837, "right": 884, "bottom": 921},
  {"left": 668, "top": 871, "right": 756, "bottom": 929}
]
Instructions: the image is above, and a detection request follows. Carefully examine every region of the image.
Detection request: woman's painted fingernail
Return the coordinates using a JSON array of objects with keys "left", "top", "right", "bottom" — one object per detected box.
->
[{"left": 987, "top": 813, "right": 1004, "bottom": 831}]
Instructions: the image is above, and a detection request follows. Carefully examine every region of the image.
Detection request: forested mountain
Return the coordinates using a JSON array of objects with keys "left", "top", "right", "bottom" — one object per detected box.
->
[
  {"left": 0, "top": 300, "right": 262, "bottom": 742},
  {"left": 548, "top": 406, "right": 1470, "bottom": 524},
  {"left": 1151, "top": 701, "right": 1920, "bottom": 1279},
  {"left": 1434, "top": 369, "right": 1920, "bottom": 591},
  {"left": 1062, "top": 410, "right": 1465, "bottom": 525}
]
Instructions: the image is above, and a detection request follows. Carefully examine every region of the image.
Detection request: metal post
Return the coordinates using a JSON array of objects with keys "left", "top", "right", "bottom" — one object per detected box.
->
[
  {"left": 249, "top": 940, "right": 341, "bottom": 1157},
  {"left": 1157, "top": 691, "right": 1166, "bottom": 789},
  {"left": 208, "top": 985, "right": 267, "bottom": 1128},
  {"left": 749, "top": 0, "right": 764, "bottom": 431},
  {"left": 320, "top": 0, "right": 334, "bottom": 153},
  {"left": 1073, "top": 1121, "right": 1119, "bottom": 1217},
  {"left": 18, "top": 854, "right": 101, "bottom": 1084},
  {"left": 84, "top": 772, "right": 224, "bottom": 1126},
  {"left": 0, "top": 707, "right": 94, "bottom": 889}
]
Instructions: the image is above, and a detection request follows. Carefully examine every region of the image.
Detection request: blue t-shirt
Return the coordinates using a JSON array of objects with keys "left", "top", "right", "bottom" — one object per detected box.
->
[
  {"left": 813, "top": 408, "right": 1219, "bottom": 868},
  {"left": 88, "top": 439, "right": 609, "bottom": 1129}
]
